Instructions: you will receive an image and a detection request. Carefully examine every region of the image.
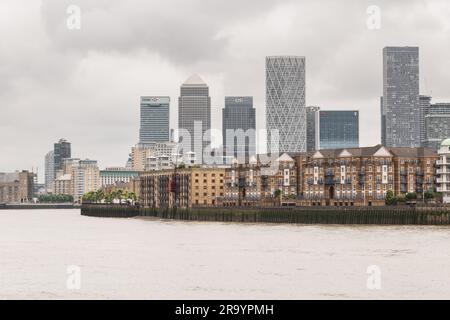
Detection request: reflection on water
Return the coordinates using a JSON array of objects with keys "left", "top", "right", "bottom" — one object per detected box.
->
[{"left": 0, "top": 209, "right": 449, "bottom": 299}]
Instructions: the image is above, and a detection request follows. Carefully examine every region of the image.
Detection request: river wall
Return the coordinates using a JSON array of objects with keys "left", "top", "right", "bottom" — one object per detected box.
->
[{"left": 80, "top": 205, "right": 450, "bottom": 225}]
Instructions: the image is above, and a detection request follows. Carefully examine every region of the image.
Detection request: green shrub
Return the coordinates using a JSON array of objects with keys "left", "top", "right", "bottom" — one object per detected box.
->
[
  {"left": 385, "top": 190, "right": 395, "bottom": 205},
  {"left": 405, "top": 192, "right": 417, "bottom": 201}
]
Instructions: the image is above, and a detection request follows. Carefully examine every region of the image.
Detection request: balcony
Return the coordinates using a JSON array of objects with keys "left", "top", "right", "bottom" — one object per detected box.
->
[
  {"left": 325, "top": 178, "right": 335, "bottom": 185},
  {"left": 437, "top": 177, "right": 449, "bottom": 184}
]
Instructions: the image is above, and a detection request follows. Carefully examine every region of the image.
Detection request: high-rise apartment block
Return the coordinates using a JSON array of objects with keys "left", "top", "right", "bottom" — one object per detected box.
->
[
  {"left": 266, "top": 56, "right": 306, "bottom": 154},
  {"left": 44, "top": 150, "right": 54, "bottom": 191},
  {"left": 53, "top": 158, "right": 100, "bottom": 203},
  {"left": 53, "top": 138, "right": 71, "bottom": 179},
  {"left": 436, "top": 139, "right": 450, "bottom": 203},
  {"left": 382, "top": 47, "right": 420, "bottom": 147}
]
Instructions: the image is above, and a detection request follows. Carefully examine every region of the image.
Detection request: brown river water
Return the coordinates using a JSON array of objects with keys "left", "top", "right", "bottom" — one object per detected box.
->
[{"left": 0, "top": 209, "right": 449, "bottom": 299}]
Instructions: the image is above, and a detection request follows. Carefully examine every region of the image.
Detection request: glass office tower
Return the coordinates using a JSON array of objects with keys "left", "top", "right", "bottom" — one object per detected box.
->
[
  {"left": 139, "top": 96, "right": 170, "bottom": 143},
  {"left": 266, "top": 56, "right": 306, "bottom": 153},
  {"left": 222, "top": 96, "right": 256, "bottom": 162}
]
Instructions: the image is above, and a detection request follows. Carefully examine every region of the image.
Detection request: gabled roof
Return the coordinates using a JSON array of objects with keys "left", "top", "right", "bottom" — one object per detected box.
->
[
  {"left": 373, "top": 146, "right": 392, "bottom": 157},
  {"left": 276, "top": 153, "right": 294, "bottom": 162},
  {"left": 338, "top": 149, "right": 352, "bottom": 158},
  {"left": 312, "top": 151, "right": 324, "bottom": 159}
]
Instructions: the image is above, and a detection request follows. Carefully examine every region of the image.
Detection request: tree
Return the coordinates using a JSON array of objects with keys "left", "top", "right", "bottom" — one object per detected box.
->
[
  {"left": 385, "top": 190, "right": 395, "bottom": 205},
  {"left": 82, "top": 191, "right": 97, "bottom": 203},
  {"left": 396, "top": 193, "right": 406, "bottom": 203},
  {"left": 424, "top": 190, "right": 435, "bottom": 200},
  {"left": 405, "top": 192, "right": 417, "bottom": 201},
  {"left": 95, "top": 189, "right": 105, "bottom": 202},
  {"left": 274, "top": 189, "right": 282, "bottom": 198},
  {"left": 39, "top": 194, "right": 73, "bottom": 203}
]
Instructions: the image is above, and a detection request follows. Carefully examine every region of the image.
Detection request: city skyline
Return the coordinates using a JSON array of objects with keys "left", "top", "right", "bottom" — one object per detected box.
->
[{"left": 2, "top": 1, "right": 450, "bottom": 182}]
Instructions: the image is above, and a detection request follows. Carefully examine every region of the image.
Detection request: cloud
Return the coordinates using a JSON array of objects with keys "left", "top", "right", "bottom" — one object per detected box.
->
[{"left": 1, "top": 0, "right": 450, "bottom": 182}]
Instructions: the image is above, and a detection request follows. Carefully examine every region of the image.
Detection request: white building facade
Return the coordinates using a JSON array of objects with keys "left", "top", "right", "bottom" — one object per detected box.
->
[{"left": 436, "top": 139, "right": 450, "bottom": 203}]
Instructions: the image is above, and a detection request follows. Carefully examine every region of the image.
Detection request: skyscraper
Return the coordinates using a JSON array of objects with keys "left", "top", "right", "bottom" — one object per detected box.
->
[
  {"left": 380, "top": 96, "right": 386, "bottom": 145},
  {"left": 266, "top": 56, "right": 306, "bottom": 154},
  {"left": 178, "top": 74, "right": 211, "bottom": 159},
  {"left": 139, "top": 96, "right": 170, "bottom": 143},
  {"left": 53, "top": 138, "right": 71, "bottom": 179},
  {"left": 316, "top": 110, "right": 359, "bottom": 150},
  {"left": 306, "top": 106, "right": 320, "bottom": 151},
  {"left": 383, "top": 46, "right": 420, "bottom": 147},
  {"left": 222, "top": 96, "right": 256, "bottom": 162},
  {"left": 423, "top": 102, "right": 450, "bottom": 150},
  {"left": 419, "top": 95, "right": 432, "bottom": 144},
  {"left": 44, "top": 150, "right": 54, "bottom": 191}
]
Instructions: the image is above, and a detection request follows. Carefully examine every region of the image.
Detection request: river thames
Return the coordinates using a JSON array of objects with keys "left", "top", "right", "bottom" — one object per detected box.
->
[{"left": 0, "top": 209, "right": 449, "bottom": 299}]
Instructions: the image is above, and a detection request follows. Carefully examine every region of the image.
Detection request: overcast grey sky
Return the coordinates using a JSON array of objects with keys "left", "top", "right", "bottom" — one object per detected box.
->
[{"left": 1, "top": 0, "right": 450, "bottom": 182}]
